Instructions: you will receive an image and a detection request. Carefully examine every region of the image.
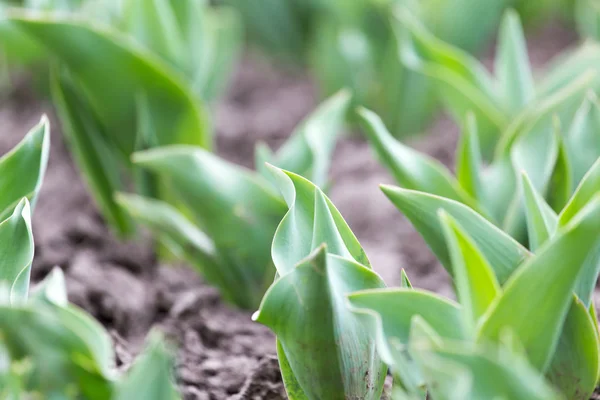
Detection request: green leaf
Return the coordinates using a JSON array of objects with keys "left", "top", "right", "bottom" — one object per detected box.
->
[
  {"left": 0, "top": 116, "right": 49, "bottom": 220},
  {"left": 254, "top": 246, "right": 387, "bottom": 400},
  {"left": 10, "top": 14, "right": 210, "bottom": 153},
  {"left": 30, "top": 267, "right": 68, "bottom": 307},
  {"left": 565, "top": 92, "right": 600, "bottom": 184},
  {"left": 120, "top": 0, "right": 186, "bottom": 72},
  {"left": 439, "top": 211, "right": 500, "bottom": 333},
  {"left": 455, "top": 112, "right": 483, "bottom": 202},
  {"left": 267, "top": 165, "right": 370, "bottom": 274},
  {"left": 263, "top": 90, "right": 351, "bottom": 188},
  {"left": 410, "top": 336, "right": 562, "bottom": 400},
  {"left": 520, "top": 172, "right": 558, "bottom": 251},
  {"left": 115, "top": 193, "right": 254, "bottom": 308},
  {"left": 495, "top": 10, "right": 534, "bottom": 115},
  {"left": 134, "top": 146, "right": 287, "bottom": 308},
  {"left": 115, "top": 332, "right": 180, "bottom": 400},
  {"left": 546, "top": 295, "right": 599, "bottom": 400},
  {"left": 547, "top": 126, "right": 573, "bottom": 212},
  {"left": 347, "top": 288, "right": 464, "bottom": 393},
  {"left": 558, "top": 157, "right": 600, "bottom": 226},
  {"left": 381, "top": 186, "right": 529, "bottom": 283},
  {"left": 396, "top": 8, "right": 505, "bottom": 159},
  {"left": 358, "top": 108, "right": 478, "bottom": 210},
  {"left": 50, "top": 70, "right": 133, "bottom": 235},
  {"left": 0, "top": 199, "right": 33, "bottom": 304},
  {"left": 477, "top": 196, "right": 600, "bottom": 371}
]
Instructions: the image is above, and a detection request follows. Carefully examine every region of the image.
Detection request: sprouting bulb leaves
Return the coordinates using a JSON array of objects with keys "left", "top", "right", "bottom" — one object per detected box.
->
[
  {"left": 0, "top": 116, "right": 49, "bottom": 220},
  {"left": 253, "top": 167, "right": 387, "bottom": 400}
]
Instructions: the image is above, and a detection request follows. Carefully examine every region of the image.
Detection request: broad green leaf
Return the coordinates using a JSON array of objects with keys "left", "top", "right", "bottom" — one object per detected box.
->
[
  {"left": 10, "top": 14, "right": 210, "bottom": 154},
  {"left": 30, "top": 267, "right": 67, "bottom": 307},
  {"left": 381, "top": 186, "right": 530, "bottom": 283},
  {"left": 0, "top": 199, "right": 33, "bottom": 304},
  {"left": 51, "top": 70, "right": 133, "bottom": 235},
  {"left": 115, "top": 332, "right": 179, "bottom": 400},
  {"left": 559, "top": 157, "right": 600, "bottom": 226},
  {"left": 396, "top": 8, "right": 505, "bottom": 159},
  {"left": 410, "top": 338, "right": 562, "bottom": 400},
  {"left": 495, "top": 10, "right": 534, "bottom": 115},
  {"left": 268, "top": 165, "right": 370, "bottom": 274},
  {"left": 0, "top": 303, "right": 114, "bottom": 398},
  {"left": 520, "top": 172, "right": 558, "bottom": 251},
  {"left": 120, "top": 0, "right": 186, "bottom": 73},
  {"left": 358, "top": 108, "right": 477, "bottom": 210},
  {"left": 134, "top": 146, "right": 287, "bottom": 308},
  {"left": 478, "top": 196, "right": 600, "bottom": 371},
  {"left": 576, "top": 0, "right": 600, "bottom": 40},
  {"left": 254, "top": 247, "right": 387, "bottom": 400},
  {"left": 439, "top": 211, "right": 500, "bottom": 332},
  {"left": 565, "top": 93, "right": 600, "bottom": 184},
  {"left": 115, "top": 193, "right": 254, "bottom": 307},
  {"left": 0, "top": 116, "right": 49, "bottom": 220},
  {"left": 547, "top": 295, "right": 599, "bottom": 400},
  {"left": 347, "top": 288, "right": 464, "bottom": 393},
  {"left": 193, "top": 6, "right": 241, "bottom": 101},
  {"left": 262, "top": 90, "right": 351, "bottom": 188},
  {"left": 455, "top": 112, "right": 483, "bottom": 202},
  {"left": 547, "top": 128, "right": 573, "bottom": 212}
]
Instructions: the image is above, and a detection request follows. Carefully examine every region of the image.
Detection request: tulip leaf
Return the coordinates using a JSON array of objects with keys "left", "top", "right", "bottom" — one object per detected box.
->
[
  {"left": 260, "top": 90, "right": 352, "bottom": 189},
  {"left": 546, "top": 295, "right": 599, "bottom": 400},
  {"left": 10, "top": 14, "right": 210, "bottom": 153},
  {"left": 0, "top": 199, "right": 33, "bottom": 305},
  {"left": 0, "top": 116, "right": 49, "bottom": 220},
  {"left": 254, "top": 247, "right": 387, "bottom": 400},
  {"left": 382, "top": 186, "right": 530, "bottom": 283},
  {"left": 347, "top": 288, "right": 464, "bottom": 393},
  {"left": 439, "top": 211, "right": 500, "bottom": 332},
  {"left": 559, "top": 157, "right": 600, "bottom": 227},
  {"left": 115, "top": 332, "right": 179, "bottom": 400},
  {"left": 268, "top": 166, "right": 370, "bottom": 275},
  {"left": 396, "top": 8, "right": 505, "bottom": 159},
  {"left": 455, "top": 112, "right": 483, "bottom": 202},
  {"left": 495, "top": 10, "right": 534, "bottom": 115},
  {"left": 477, "top": 197, "right": 600, "bottom": 371},
  {"left": 358, "top": 108, "right": 477, "bottom": 209},
  {"left": 51, "top": 71, "right": 133, "bottom": 235},
  {"left": 133, "top": 146, "right": 287, "bottom": 308},
  {"left": 520, "top": 172, "right": 558, "bottom": 251}
]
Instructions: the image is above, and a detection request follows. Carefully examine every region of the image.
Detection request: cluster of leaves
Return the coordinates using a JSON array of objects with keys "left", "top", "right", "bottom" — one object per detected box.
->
[
  {"left": 0, "top": 0, "right": 240, "bottom": 102},
  {"left": 226, "top": 0, "right": 516, "bottom": 138},
  {"left": 365, "top": 10, "right": 600, "bottom": 245},
  {"left": 116, "top": 91, "right": 352, "bottom": 309},
  {"left": 0, "top": 119, "right": 180, "bottom": 399}
]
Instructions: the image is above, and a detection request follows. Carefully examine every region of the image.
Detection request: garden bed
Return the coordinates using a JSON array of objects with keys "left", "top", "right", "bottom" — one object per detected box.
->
[{"left": 0, "top": 20, "right": 593, "bottom": 399}]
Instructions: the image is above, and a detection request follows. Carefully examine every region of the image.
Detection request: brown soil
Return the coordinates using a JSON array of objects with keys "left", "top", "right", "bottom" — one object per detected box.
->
[{"left": 0, "top": 19, "right": 589, "bottom": 399}]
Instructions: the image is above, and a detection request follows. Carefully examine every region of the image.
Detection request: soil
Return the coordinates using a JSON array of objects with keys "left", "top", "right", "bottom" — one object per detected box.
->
[{"left": 0, "top": 19, "right": 591, "bottom": 400}]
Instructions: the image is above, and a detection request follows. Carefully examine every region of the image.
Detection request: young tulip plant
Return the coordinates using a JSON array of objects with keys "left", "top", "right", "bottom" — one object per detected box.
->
[
  {"left": 252, "top": 165, "right": 387, "bottom": 400},
  {"left": 396, "top": 8, "right": 600, "bottom": 160},
  {"left": 0, "top": 119, "right": 181, "bottom": 399},
  {"left": 347, "top": 156, "right": 600, "bottom": 399},
  {"left": 115, "top": 91, "right": 352, "bottom": 309}
]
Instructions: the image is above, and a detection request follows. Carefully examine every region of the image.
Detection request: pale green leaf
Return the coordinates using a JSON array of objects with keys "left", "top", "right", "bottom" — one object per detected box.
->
[
  {"left": 381, "top": 186, "right": 529, "bottom": 283},
  {"left": 565, "top": 93, "right": 600, "bottom": 184},
  {"left": 520, "top": 172, "right": 558, "bottom": 251},
  {"left": 558, "top": 157, "right": 600, "bottom": 226},
  {"left": 0, "top": 199, "right": 33, "bottom": 304},
  {"left": 547, "top": 295, "right": 599, "bottom": 400},
  {"left": 358, "top": 108, "right": 478, "bottom": 210},
  {"left": 268, "top": 165, "right": 370, "bottom": 275},
  {"left": 115, "top": 332, "right": 179, "bottom": 400},
  {"left": 455, "top": 112, "right": 483, "bottom": 202},
  {"left": 477, "top": 196, "right": 600, "bottom": 371},
  {"left": 254, "top": 247, "right": 387, "bottom": 400},
  {"left": 495, "top": 10, "right": 534, "bottom": 115},
  {"left": 439, "top": 211, "right": 500, "bottom": 332},
  {"left": 0, "top": 115, "right": 49, "bottom": 220}
]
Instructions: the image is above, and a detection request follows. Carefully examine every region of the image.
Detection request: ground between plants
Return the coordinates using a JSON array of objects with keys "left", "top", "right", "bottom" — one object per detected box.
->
[{"left": 0, "top": 21, "right": 594, "bottom": 400}]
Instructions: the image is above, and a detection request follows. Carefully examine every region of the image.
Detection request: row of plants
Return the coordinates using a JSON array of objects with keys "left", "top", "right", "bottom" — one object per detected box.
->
[{"left": 0, "top": 1, "right": 599, "bottom": 399}]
